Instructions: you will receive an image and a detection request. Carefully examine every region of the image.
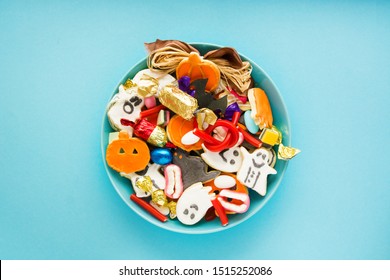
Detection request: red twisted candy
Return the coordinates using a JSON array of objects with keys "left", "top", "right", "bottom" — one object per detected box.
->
[{"left": 193, "top": 112, "right": 241, "bottom": 152}]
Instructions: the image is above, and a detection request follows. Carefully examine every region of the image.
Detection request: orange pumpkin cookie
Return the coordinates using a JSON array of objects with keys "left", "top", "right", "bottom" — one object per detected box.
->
[
  {"left": 176, "top": 52, "right": 220, "bottom": 92},
  {"left": 106, "top": 131, "right": 150, "bottom": 173},
  {"left": 166, "top": 115, "right": 203, "bottom": 151}
]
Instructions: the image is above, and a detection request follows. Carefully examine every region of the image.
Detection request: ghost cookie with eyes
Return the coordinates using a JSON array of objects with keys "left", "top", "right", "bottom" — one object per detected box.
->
[
  {"left": 107, "top": 85, "right": 144, "bottom": 136},
  {"left": 200, "top": 144, "right": 243, "bottom": 173},
  {"left": 237, "top": 147, "right": 277, "bottom": 196},
  {"left": 176, "top": 182, "right": 213, "bottom": 225}
]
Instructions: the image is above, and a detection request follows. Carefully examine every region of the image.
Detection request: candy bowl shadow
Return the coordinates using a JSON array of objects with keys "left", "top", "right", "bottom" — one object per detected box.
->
[{"left": 101, "top": 43, "right": 291, "bottom": 234}]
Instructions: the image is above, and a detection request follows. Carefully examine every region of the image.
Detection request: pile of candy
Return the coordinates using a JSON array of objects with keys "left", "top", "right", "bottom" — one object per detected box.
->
[{"left": 105, "top": 39, "right": 300, "bottom": 227}]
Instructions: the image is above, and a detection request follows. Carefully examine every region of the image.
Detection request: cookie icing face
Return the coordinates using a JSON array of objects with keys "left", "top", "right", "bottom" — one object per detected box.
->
[
  {"left": 176, "top": 182, "right": 213, "bottom": 225},
  {"left": 237, "top": 147, "right": 277, "bottom": 196},
  {"left": 107, "top": 86, "right": 144, "bottom": 135},
  {"left": 201, "top": 144, "right": 243, "bottom": 173}
]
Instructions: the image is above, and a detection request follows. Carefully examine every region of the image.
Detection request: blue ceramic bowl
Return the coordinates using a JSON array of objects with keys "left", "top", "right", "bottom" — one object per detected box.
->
[{"left": 101, "top": 43, "right": 291, "bottom": 234}]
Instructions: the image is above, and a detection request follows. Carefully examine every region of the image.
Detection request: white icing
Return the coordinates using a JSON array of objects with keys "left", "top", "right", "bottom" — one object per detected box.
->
[
  {"left": 176, "top": 183, "right": 213, "bottom": 225},
  {"left": 201, "top": 144, "right": 243, "bottom": 173},
  {"left": 107, "top": 85, "right": 144, "bottom": 135},
  {"left": 214, "top": 175, "right": 236, "bottom": 189},
  {"left": 237, "top": 147, "right": 277, "bottom": 196}
]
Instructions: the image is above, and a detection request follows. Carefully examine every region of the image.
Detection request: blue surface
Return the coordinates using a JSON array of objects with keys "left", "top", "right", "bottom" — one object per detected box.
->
[{"left": 0, "top": 0, "right": 389, "bottom": 260}]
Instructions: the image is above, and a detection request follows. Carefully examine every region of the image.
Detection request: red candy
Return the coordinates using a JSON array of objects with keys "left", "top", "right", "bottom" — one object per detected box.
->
[{"left": 193, "top": 112, "right": 241, "bottom": 152}]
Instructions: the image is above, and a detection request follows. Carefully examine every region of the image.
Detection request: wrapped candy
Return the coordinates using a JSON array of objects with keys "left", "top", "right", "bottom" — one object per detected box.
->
[
  {"left": 196, "top": 108, "right": 217, "bottom": 130},
  {"left": 136, "top": 74, "right": 159, "bottom": 97},
  {"left": 126, "top": 118, "right": 168, "bottom": 147},
  {"left": 158, "top": 84, "right": 198, "bottom": 120},
  {"left": 278, "top": 143, "right": 301, "bottom": 160}
]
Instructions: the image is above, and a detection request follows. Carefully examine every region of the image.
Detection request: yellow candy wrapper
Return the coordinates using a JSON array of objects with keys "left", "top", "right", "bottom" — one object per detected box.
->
[
  {"left": 135, "top": 176, "right": 154, "bottom": 193},
  {"left": 196, "top": 108, "right": 217, "bottom": 130},
  {"left": 278, "top": 143, "right": 301, "bottom": 160},
  {"left": 158, "top": 84, "right": 198, "bottom": 120},
  {"left": 137, "top": 74, "right": 159, "bottom": 97},
  {"left": 151, "top": 189, "right": 168, "bottom": 207}
]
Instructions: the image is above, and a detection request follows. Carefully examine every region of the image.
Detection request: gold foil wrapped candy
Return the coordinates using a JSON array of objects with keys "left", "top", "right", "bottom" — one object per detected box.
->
[
  {"left": 123, "top": 78, "right": 136, "bottom": 90},
  {"left": 135, "top": 175, "right": 154, "bottom": 193},
  {"left": 278, "top": 143, "right": 301, "bottom": 160},
  {"left": 151, "top": 189, "right": 168, "bottom": 207},
  {"left": 137, "top": 74, "right": 159, "bottom": 97},
  {"left": 196, "top": 108, "right": 218, "bottom": 130},
  {"left": 158, "top": 84, "right": 198, "bottom": 120},
  {"left": 167, "top": 201, "right": 177, "bottom": 219}
]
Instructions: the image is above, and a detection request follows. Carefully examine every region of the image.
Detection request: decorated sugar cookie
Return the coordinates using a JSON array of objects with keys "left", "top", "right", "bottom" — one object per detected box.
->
[
  {"left": 201, "top": 144, "right": 243, "bottom": 173},
  {"left": 176, "top": 52, "right": 220, "bottom": 92},
  {"left": 107, "top": 85, "right": 144, "bottom": 135},
  {"left": 237, "top": 147, "right": 277, "bottom": 196},
  {"left": 172, "top": 149, "right": 220, "bottom": 189},
  {"left": 106, "top": 131, "right": 150, "bottom": 174},
  {"left": 176, "top": 182, "right": 213, "bottom": 225}
]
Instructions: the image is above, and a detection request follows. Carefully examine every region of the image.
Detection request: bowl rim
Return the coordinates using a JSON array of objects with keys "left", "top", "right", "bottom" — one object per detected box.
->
[{"left": 100, "top": 42, "right": 291, "bottom": 234}]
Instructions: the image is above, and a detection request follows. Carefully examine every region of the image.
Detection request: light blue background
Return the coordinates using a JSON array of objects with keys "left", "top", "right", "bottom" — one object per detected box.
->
[{"left": 1, "top": 0, "right": 389, "bottom": 260}]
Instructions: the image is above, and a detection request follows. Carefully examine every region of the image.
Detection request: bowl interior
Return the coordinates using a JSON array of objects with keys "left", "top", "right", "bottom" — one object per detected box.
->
[{"left": 101, "top": 43, "right": 291, "bottom": 234}]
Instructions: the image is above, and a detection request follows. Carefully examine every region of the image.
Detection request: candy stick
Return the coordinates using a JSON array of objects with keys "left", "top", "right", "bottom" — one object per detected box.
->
[
  {"left": 130, "top": 194, "right": 168, "bottom": 222},
  {"left": 231, "top": 111, "right": 240, "bottom": 126},
  {"left": 140, "top": 104, "right": 166, "bottom": 118},
  {"left": 237, "top": 126, "right": 262, "bottom": 148},
  {"left": 211, "top": 198, "right": 229, "bottom": 227},
  {"left": 193, "top": 128, "right": 221, "bottom": 145}
]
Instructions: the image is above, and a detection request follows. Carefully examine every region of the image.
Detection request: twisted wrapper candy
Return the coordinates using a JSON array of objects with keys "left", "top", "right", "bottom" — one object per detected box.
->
[
  {"left": 136, "top": 176, "right": 172, "bottom": 212},
  {"left": 158, "top": 84, "right": 198, "bottom": 120},
  {"left": 278, "top": 143, "right": 301, "bottom": 160},
  {"left": 145, "top": 39, "right": 253, "bottom": 95}
]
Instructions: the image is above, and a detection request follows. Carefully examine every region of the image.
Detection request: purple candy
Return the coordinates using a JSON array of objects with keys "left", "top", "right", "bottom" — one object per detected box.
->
[
  {"left": 178, "top": 76, "right": 196, "bottom": 97},
  {"left": 224, "top": 102, "right": 240, "bottom": 120}
]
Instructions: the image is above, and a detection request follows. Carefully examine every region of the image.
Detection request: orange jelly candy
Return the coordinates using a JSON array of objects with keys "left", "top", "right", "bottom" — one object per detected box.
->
[
  {"left": 106, "top": 131, "right": 150, "bottom": 173},
  {"left": 176, "top": 52, "right": 220, "bottom": 92}
]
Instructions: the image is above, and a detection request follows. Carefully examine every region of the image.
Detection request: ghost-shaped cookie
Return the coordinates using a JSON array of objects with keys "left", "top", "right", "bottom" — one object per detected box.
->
[
  {"left": 176, "top": 182, "right": 213, "bottom": 225},
  {"left": 120, "top": 163, "right": 165, "bottom": 197},
  {"left": 107, "top": 85, "right": 144, "bottom": 136},
  {"left": 200, "top": 144, "right": 243, "bottom": 173},
  {"left": 237, "top": 147, "right": 277, "bottom": 196}
]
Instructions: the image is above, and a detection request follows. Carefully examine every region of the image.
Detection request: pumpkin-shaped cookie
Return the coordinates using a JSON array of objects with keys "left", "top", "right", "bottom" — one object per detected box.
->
[
  {"left": 106, "top": 131, "right": 150, "bottom": 173},
  {"left": 176, "top": 52, "right": 220, "bottom": 92},
  {"left": 166, "top": 115, "right": 203, "bottom": 151}
]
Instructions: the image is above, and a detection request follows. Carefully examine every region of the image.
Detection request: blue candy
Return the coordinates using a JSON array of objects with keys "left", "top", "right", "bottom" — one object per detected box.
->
[
  {"left": 244, "top": 110, "right": 259, "bottom": 134},
  {"left": 151, "top": 148, "right": 173, "bottom": 165}
]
